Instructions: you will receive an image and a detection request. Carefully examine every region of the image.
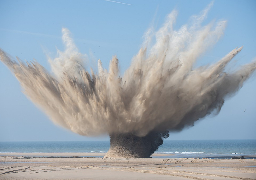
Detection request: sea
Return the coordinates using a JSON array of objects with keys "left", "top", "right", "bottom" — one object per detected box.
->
[{"left": 0, "top": 140, "right": 255, "bottom": 159}]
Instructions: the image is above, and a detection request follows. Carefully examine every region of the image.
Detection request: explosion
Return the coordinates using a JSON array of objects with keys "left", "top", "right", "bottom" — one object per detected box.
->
[{"left": 1, "top": 5, "right": 255, "bottom": 158}]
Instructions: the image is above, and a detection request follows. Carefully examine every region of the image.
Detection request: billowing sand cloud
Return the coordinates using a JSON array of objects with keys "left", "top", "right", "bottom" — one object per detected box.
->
[{"left": 1, "top": 4, "right": 255, "bottom": 158}]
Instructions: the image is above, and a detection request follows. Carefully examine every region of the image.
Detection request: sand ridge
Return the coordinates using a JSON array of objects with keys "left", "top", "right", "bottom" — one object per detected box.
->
[{"left": 1, "top": 153, "right": 256, "bottom": 179}]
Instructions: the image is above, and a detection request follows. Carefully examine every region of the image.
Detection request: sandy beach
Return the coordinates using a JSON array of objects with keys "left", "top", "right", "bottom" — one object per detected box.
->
[{"left": 0, "top": 153, "right": 256, "bottom": 180}]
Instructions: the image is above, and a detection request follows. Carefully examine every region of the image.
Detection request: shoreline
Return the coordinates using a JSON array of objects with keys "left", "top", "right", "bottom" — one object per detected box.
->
[
  {"left": 0, "top": 152, "right": 174, "bottom": 157},
  {"left": 1, "top": 152, "right": 255, "bottom": 160}
]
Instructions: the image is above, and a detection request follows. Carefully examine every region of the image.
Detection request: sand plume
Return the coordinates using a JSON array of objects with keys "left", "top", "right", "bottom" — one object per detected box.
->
[{"left": 1, "top": 4, "right": 255, "bottom": 157}]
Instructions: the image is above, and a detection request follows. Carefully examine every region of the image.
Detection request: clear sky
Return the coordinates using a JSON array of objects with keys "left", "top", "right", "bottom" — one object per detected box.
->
[{"left": 0, "top": 0, "right": 255, "bottom": 141}]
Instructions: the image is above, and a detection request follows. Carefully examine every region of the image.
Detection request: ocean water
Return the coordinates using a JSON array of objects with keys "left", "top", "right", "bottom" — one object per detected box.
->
[{"left": 0, "top": 140, "right": 255, "bottom": 158}]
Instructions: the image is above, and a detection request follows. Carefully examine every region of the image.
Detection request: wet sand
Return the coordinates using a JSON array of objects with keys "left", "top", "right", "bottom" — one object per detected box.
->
[{"left": 1, "top": 153, "right": 256, "bottom": 179}]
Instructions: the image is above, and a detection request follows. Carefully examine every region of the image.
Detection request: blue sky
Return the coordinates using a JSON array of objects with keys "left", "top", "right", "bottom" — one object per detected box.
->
[{"left": 0, "top": 0, "right": 255, "bottom": 141}]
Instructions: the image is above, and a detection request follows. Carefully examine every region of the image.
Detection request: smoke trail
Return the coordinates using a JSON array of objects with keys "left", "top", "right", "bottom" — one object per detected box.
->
[{"left": 1, "top": 6, "right": 255, "bottom": 139}]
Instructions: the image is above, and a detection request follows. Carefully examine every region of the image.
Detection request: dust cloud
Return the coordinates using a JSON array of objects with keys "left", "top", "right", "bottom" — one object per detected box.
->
[{"left": 1, "top": 5, "right": 255, "bottom": 140}]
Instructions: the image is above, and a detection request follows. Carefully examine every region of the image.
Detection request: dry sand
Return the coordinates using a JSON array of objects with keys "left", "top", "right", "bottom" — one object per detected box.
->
[{"left": 0, "top": 153, "right": 256, "bottom": 180}]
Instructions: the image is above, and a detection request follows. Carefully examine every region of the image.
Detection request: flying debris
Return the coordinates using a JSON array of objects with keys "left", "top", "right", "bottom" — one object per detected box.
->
[{"left": 0, "top": 4, "right": 255, "bottom": 158}]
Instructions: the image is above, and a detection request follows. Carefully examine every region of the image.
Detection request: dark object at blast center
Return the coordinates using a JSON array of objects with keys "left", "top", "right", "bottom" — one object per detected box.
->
[{"left": 104, "top": 131, "right": 169, "bottom": 158}]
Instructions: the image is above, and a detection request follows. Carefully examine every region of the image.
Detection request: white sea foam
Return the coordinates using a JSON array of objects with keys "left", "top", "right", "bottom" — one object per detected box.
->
[
  {"left": 181, "top": 152, "right": 204, "bottom": 154},
  {"left": 162, "top": 152, "right": 174, "bottom": 154}
]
